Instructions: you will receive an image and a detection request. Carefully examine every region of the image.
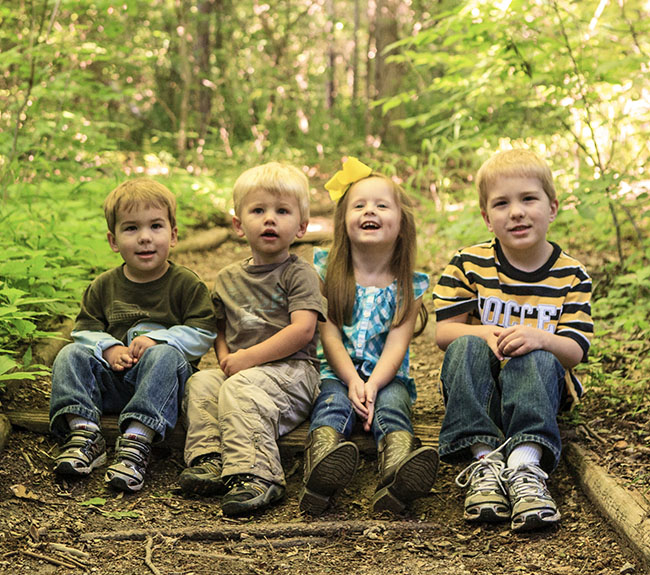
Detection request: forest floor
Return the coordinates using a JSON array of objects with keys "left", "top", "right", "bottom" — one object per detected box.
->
[{"left": 0, "top": 231, "right": 649, "bottom": 575}]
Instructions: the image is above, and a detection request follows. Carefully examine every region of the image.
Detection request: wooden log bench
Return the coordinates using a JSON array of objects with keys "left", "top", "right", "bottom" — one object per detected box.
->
[{"left": 5, "top": 410, "right": 439, "bottom": 455}]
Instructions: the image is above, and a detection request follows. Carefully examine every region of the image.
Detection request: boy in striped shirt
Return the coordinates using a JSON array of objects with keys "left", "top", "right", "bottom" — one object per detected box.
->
[{"left": 432, "top": 149, "right": 593, "bottom": 532}]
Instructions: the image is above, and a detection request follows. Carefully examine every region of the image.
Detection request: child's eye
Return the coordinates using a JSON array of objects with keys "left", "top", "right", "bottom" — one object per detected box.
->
[
  {"left": 278, "top": 208, "right": 289, "bottom": 214},
  {"left": 492, "top": 200, "right": 507, "bottom": 208},
  {"left": 152, "top": 223, "right": 163, "bottom": 229},
  {"left": 252, "top": 207, "right": 264, "bottom": 214},
  {"left": 123, "top": 225, "right": 137, "bottom": 231}
]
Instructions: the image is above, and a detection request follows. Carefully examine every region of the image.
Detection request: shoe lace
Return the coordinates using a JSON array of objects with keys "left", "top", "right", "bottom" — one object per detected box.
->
[
  {"left": 455, "top": 440, "right": 510, "bottom": 491},
  {"left": 225, "top": 474, "right": 256, "bottom": 490},
  {"left": 500, "top": 463, "right": 549, "bottom": 500}
]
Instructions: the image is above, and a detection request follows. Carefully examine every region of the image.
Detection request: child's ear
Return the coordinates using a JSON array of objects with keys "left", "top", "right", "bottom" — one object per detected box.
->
[
  {"left": 549, "top": 199, "right": 559, "bottom": 222},
  {"left": 232, "top": 215, "right": 246, "bottom": 238},
  {"left": 107, "top": 231, "right": 120, "bottom": 253},
  {"left": 481, "top": 211, "right": 494, "bottom": 233},
  {"left": 295, "top": 221, "right": 308, "bottom": 239},
  {"left": 170, "top": 226, "right": 178, "bottom": 247}
]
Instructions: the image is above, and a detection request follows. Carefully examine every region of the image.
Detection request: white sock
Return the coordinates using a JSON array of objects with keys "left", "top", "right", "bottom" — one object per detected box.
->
[
  {"left": 66, "top": 415, "right": 99, "bottom": 432},
  {"left": 507, "top": 442, "right": 543, "bottom": 469},
  {"left": 471, "top": 442, "right": 493, "bottom": 460},
  {"left": 123, "top": 421, "right": 155, "bottom": 443}
]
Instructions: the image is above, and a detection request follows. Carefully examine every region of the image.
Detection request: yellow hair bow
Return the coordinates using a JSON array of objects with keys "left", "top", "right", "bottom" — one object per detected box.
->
[{"left": 324, "top": 157, "right": 373, "bottom": 202}]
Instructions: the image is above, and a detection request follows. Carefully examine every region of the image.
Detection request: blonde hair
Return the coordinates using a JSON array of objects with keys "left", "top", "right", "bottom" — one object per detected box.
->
[
  {"left": 103, "top": 178, "right": 177, "bottom": 234},
  {"left": 324, "top": 174, "right": 427, "bottom": 334},
  {"left": 477, "top": 149, "right": 556, "bottom": 212},
  {"left": 233, "top": 162, "right": 310, "bottom": 223}
]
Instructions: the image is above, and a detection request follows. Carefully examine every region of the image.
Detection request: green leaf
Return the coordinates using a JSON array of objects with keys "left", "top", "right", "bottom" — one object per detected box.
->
[{"left": 80, "top": 497, "right": 107, "bottom": 507}]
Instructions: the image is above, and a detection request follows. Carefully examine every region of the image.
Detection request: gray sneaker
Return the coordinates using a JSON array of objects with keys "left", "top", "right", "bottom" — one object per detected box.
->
[
  {"left": 455, "top": 452, "right": 510, "bottom": 523},
  {"left": 54, "top": 428, "right": 107, "bottom": 476},
  {"left": 179, "top": 452, "right": 227, "bottom": 496},
  {"left": 105, "top": 434, "right": 151, "bottom": 493},
  {"left": 501, "top": 463, "right": 560, "bottom": 532},
  {"left": 221, "top": 474, "right": 285, "bottom": 516}
]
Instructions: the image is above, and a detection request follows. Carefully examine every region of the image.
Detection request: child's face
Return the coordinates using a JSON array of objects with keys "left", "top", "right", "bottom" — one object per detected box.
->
[
  {"left": 107, "top": 203, "right": 178, "bottom": 283},
  {"left": 233, "top": 189, "right": 307, "bottom": 265},
  {"left": 345, "top": 177, "right": 401, "bottom": 252},
  {"left": 481, "top": 176, "right": 558, "bottom": 262}
]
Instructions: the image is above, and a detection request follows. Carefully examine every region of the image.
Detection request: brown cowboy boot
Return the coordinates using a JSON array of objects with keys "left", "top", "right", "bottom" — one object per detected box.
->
[
  {"left": 299, "top": 426, "right": 359, "bottom": 515},
  {"left": 371, "top": 430, "right": 439, "bottom": 514}
]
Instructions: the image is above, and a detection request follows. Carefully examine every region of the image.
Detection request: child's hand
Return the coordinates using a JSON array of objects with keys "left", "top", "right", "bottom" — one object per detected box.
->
[
  {"left": 485, "top": 328, "right": 505, "bottom": 361},
  {"left": 361, "top": 380, "right": 379, "bottom": 432},
  {"left": 496, "top": 325, "right": 548, "bottom": 358},
  {"left": 103, "top": 345, "right": 135, "bottom": 371},
  {"left": 128, "top": 336, "right": 157, "bottom": 361},
  {"left": 220, "top": 349, "right": 253, "bottom": 377},
  {"left": 347, "top": 376, "right": 369, "bottom": 420}
]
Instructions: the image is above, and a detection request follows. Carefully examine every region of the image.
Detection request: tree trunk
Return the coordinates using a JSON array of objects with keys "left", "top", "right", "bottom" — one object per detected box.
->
[
  {"left": 175, "top": 0, "right": 191, "bottom": 167},
  {"left": 373, "top": 0, "right": 405, "bottom": 147},
  {"left": 196, "top": 0, "right": 216, "bottom": 144},
  {"left": 326, "top": 0, "right": 336, "bottom": 109}
]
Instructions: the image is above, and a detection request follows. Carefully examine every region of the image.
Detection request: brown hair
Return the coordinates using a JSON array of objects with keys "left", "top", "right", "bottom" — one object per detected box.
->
[
  {"left": 233, "top": 162, "right": 310, "bottom": 223},
  {"left": 477, "top": 149, "right": 556, "bottom": 212},
  {"left": 324, "top": 174, "right": 427, "bottom": 334},
  {"left": 103, "top": 178, "right": 177, "bottom": 234}
]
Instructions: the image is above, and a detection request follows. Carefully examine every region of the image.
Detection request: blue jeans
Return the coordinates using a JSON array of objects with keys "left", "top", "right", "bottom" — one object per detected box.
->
[
  {"left": 439, "top": 335, "right": 566, "bottom": 472},
  {"left": 50, "top": 343, "right": 193, "bottom": 441},
  {"left": 309, "top": 377, "right": 413, "bottom": 445}
]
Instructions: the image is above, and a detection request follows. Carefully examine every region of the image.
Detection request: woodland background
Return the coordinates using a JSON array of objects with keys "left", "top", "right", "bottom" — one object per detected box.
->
[{"left": 1, "top": 0, "right": 649, "bottom": 449}]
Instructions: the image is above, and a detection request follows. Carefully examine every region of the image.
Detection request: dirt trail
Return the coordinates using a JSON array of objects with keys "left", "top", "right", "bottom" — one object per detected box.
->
[{"left": 0, "top": 239, "right": 645, "bottom": 575}]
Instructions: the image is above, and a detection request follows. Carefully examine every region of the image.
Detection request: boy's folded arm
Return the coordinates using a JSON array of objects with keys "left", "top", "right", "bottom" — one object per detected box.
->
[
  {"left": 143, "top": 325, "right": 217, "bottom": 362},
  {"left": 236, "top": 309, "right": 319, "bottom": 367},
  {"left": 434, "top": 315, "right": 500, "bottom": 351}
]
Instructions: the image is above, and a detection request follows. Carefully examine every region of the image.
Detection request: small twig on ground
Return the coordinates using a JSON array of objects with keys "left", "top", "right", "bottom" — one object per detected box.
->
[
  {"left": 21, "top": 549, "right": 77, "bottom": 569},
  {"left": 22, "top": 451, "right": 36, "bottom": 473},
  {"left": 47, "top": 542, "right": 90, "bottom": 560},
  {"left": 144, "top": 536, "right": 161, "bottom": 575},
  {"left": 577, "top": 423, "right": 608, "bottom": 444}
]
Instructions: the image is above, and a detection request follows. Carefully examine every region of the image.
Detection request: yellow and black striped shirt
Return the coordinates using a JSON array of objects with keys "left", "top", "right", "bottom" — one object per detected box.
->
[{"left": 433, "top": 239, "right": 593, "bottom": 400}]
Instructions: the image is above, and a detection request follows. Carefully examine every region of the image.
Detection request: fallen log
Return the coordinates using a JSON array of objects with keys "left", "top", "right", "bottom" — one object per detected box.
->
[
  {"left": 564, "top": 442, "right": 650, "bottom": 568},
  {"left": 79, "top": 519, "right": 441, "bottom": 542},
  {"left": 173, "top": 228, "right": 230, "bottom": 254},
  {"left": 0, "top": 414, "right": 11, "bottom": 453},
  {"left": 5, "top": 410, "right": 438, "bottom": 455}
]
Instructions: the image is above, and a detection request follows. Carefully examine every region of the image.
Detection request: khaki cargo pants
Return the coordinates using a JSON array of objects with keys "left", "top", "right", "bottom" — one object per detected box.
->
[{"left": 182, "top": 359, "right": 319, "bottom": 486}]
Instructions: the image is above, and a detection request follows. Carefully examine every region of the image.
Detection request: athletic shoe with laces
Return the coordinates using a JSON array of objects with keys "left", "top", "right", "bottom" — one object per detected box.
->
[
  {"left": 54, "top": 428, "right": 107, "bottom": 476},
  {"left": 221, "top": 473, "right": 285, "bottom": 516},
  {"left": 500, "top": 462, "right": 560, "bottom": 532},
  {"left": 455, "top": 450, "right": 510, "bottom": 523},
  {"left": 178, "top": 452, "right": 227, "bottom": 496},
  {"left": 104, "top": 434, "right": 151, "bottom": 493}
]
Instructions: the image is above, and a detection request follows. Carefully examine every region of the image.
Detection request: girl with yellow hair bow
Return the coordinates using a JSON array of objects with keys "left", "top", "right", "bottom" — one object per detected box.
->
[{"left": 299, "top": 157, "right": 437, "bottom": 515}]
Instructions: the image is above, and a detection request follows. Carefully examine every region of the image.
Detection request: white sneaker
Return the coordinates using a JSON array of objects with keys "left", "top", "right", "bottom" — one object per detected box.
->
[
  {"left": 455, "top": 446, "right": 510, "bottom": 523},
  {"left": 501, "top": 463, "right": 560, "bottom": 532}
]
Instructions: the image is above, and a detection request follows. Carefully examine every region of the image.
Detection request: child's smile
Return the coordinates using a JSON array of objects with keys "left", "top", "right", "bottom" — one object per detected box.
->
[
  {"left": 107, "top": 204, "right": 178, "bottom": 282},
  {"left": 345, "top": 177, "right": 401, "bottom": 250}
]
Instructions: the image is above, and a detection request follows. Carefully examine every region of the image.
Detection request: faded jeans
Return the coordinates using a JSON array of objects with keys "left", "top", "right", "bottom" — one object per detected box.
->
[
  {"left": 439, "top": 335, "right": 567, "bottom": 472},
  {"left": 309, "top": 376, "right": 413, "bottom": 445},
  {"left": 49, "top": 342, "right": 192, "bottom": 441}
]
